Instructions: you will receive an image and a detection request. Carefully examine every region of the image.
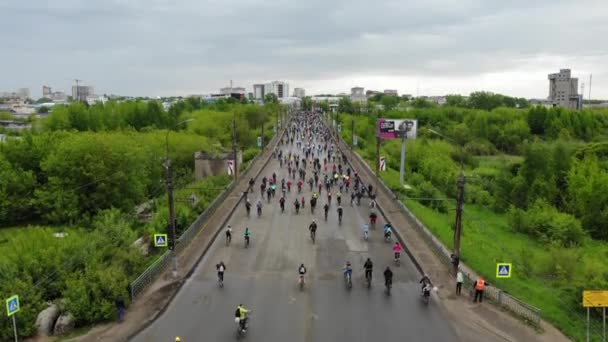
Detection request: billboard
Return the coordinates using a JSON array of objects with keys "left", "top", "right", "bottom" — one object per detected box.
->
[{"left": 377, "top": 118, "right": 417, "bottom": 140}]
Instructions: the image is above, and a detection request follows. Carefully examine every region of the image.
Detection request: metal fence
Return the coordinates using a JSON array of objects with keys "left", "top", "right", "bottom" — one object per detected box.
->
[
  {"left": 332, "top": 132, "right": 542, "bottom": 327},
  {"left": 129, "top": 129, "right": 287, "bottom": 299}
]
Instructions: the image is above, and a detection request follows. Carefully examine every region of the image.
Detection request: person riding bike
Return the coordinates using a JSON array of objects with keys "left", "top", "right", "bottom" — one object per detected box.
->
[
  {"left": 369, "top": 211, "right": 378, "bottom": 226},
  {"left": 384, "top": 266, "right": 393, "bottom": 288},
  {"left": 323, "top": 202, "right": 329, "bottom": 219},
  {"left": 256, "top": 200, "right": 263, "bottom": 215},
  {"left": 327, "top": 191, "right": 332, "bottom": 204},
  {"left": 393, "top": 242, "right": 402, "bottom": 261},
  {"left": 298, "top": 263, "right": 307, "bottom": 285},
  {"left": 297, "top": 180, "right": 303, "bottom": 192},
  {"left": 336, "top": 192, "right": 342, "bottom": 205},
  {"left": 236, "top": 304, "right": 251, "bottom": 332},
  {"left": 363, "top": 258, "right": 373, "bottom": 282},
  {"left": 244, "top": 227, "right": 251, "bottom": 245},
  {"left": 343, "top": 261, "right": 353, "bottom": 281},
  {"left": 309, "top": 220, "right": 318, "bottom": 240},
  {"left": 420, "top": 274, "right": 431, "bottom": 292},
  {"left": 245, "top": 198, "right": 251, "bottom": 215},
  {"left": 279, "top": 196, "right": 285, "bottom": 212},
  {"left": 383, "top": 224, "right": 392, "bottom": 240},
  {"left": 225, "top": 225, "right": 233, "bottom": 244},
  {"left": 216, "top": 261, "right": 226, "bottom": 283},
  {"left": 294, "top": 199, "right": 300, "bottom": 213},
  {"left": 362, "top": 223, "right": 370, "bottom": 240},
  {"left": 337, "top": 205, "right": 343, "bottom": 222}
]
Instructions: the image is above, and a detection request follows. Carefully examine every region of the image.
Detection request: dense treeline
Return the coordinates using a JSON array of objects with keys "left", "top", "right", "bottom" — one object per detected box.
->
[
  {"left": 0, "top": 99, "right": 282, "bottom": 226},
  {"left": 0, "top": 99, "right": 282, "bottom": 339}
]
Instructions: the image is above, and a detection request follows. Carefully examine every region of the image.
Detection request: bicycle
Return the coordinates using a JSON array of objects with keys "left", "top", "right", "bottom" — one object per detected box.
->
[
  {"left": 344, "top": 272, "right": 352, "bottom": 289},
  {"left": 310, "top": 230, "right": 316, "bottom": 244}
]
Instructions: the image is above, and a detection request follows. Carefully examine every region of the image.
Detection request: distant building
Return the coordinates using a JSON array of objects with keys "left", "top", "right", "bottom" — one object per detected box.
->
[
  {"left": 548, "top": 69, "right": 581, "bottom": 110},
  {"left": 72, "top": 85, "right": 95, "bottom": 102},
  {"left": 427, "top": 96, "right": 447, "bottom": 106},
  {"left": 220, "top": 87, "right": 246, "bottom": 95},
  {"left": 16, "top": 88, "right": 30, "bottom": 100},
  {"left": 384, "top": 89, "right": 398, "bottom": 96},
  {"left": 351, "top": 87, "right": 366, "bottom": 103},
  {"left": 293, "top": 88, "right": 306, "bottom": 98},
  {"left": 43, "top": 85, "right": 52, "bottom": 97},
  {"left": 253, "top": 84, "right": 265, "bottom": 100},
  {"left": 366, "top": 90, "right": 381, "bottom": 98},
  {"left": 265, "top": 81, "right": 289, "bottom": 99}
]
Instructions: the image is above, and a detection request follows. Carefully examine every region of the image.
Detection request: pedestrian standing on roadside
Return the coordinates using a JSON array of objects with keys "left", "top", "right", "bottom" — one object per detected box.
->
[
  {"left": 473, "top": 277, "right": 489, "bottom": 303},
  {"left": 116, "top": 297, "right": 125, "bottom": 323},
  {"left": 456, "top": 270, "right": 463, "bottom": 295}
]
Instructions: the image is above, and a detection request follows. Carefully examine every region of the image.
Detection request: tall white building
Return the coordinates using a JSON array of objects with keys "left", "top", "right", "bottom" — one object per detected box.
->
[
  {"left": 548, "top": 69, "right": 581, "bottom": 110},
  {"left": 293, "top": 88, "right": 305, "bottom": 98},
  {"left": 351, "top": 87, "right": 366, "bottom": 103},
  {"left": 72, "top": 85, "right": 95, "bottom": 102},
  {"left": 253, "top": 84, "right": 265, "bottom": 100},
  {"left": 265, "top": 81, "right": 289, "bottom": 99},
  {"left": 16, "top": 88, "right": 31, "bottom": 100}
]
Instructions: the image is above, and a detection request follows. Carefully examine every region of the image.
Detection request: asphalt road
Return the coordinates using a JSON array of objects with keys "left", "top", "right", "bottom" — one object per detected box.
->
[{"left": 132, "top": 139, "right": 459, "bottom": 342}]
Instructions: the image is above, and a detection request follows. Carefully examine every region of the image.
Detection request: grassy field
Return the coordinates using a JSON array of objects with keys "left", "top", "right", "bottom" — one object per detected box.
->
[{"left": 404, "top": 193, "right": 607, "bottom": 341}]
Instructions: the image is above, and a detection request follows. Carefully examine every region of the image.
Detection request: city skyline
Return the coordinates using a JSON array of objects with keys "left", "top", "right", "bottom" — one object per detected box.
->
[{"left": 1, "top": 0, "right": 606, "bottom": 99}]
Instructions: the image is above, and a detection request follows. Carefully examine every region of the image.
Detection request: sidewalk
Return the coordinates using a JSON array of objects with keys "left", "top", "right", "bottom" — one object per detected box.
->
[
  {"left": 334, "top": 136, "right": 569, "bottom": 342},
  {"left": 57, "top": 130, "right": 286, "bottom": 342}
]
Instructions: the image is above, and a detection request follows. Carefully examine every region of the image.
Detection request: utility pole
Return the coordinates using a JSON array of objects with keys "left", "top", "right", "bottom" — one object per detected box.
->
[
  {"left": 232, "top": 118, "right": 238, "bottom": 180},
  {"left": 165, "top": 157, "right": 177, "bottom": 278},
  {"left": 351, "top": 118, "right": 355, "bottom": 149},
  {"left": 261, "top": 122, "right": 264, "bottom": 149},
  {"left": 375, "top": 135, "right": 380, "bottom": 177},
  {"left": 453, "top": 169, "right": 465, "bottom": 272}
]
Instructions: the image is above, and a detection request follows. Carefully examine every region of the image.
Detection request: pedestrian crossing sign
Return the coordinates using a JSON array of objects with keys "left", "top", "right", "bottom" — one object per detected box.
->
[
  {"left": 6, "top": 295, "right": 19, "bottom": 316},
  {"left": 496, "top": 263, "right": 512, "bottom": 278},
  {"left": 154, "top": 234, "right": 168, "bottom": 247}
]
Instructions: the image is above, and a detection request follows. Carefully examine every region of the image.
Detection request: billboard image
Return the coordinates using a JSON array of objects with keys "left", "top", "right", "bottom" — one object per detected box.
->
[{"left": 377, "top": 118, "right": 417, "bottom": 139}]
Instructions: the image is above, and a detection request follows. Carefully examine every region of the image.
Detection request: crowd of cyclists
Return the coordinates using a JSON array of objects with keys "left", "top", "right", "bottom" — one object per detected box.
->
[{"left": 210, "top": 110, "right": 431, "bottom": 337}]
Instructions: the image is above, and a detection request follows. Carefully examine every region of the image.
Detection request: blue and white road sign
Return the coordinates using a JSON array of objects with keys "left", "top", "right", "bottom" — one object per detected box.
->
[
  {"left": 496, "top": 263, "right": 512, "bottom": 278},
  {"left": 154, "top": 234, "right": 168, "bottom": 247},
  {"left": 353, "top": 135, "right": 358, "bottom": 146},
  {"left": 6, "top": 295, "right": 19, "bottom": 316},
  {"left": 257, "top": 136, "right": 262, "bottom": 147}
]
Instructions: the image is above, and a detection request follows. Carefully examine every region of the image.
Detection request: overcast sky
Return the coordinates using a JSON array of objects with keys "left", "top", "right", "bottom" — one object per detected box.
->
[{"left": 1, "top": 0, "right": 606, "bottom": 99}]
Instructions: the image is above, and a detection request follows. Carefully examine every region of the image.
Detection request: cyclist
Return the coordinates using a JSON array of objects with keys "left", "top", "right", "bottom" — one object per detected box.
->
[
  {"left": 244, "top": 227, "right": 252, "bottom": 246},
  {"left": 393, "top": 242, "right": 402, "bottom": 262},
  {"left": 369, "top": 211, "right": 378, "bottom": 226},
  {"left": 323, "top": 202, "right": 329, "bottom": 220},
  {"left": 245, "top": 198, "right": 251, "bottom": 215},
  {"left": 337, "top": 205, "right": 343, "bottom": 223},
  {"left": 336, "top": 192, "right": 342, "bottom": 205},
  {"left": 287, "top": 180, "right": 292, "bottom": 192},
  {"left": 327, "top": 191, "right": 332, "bottom": 205},
  {"left": 298, "top": 263, "right": 307, "bottom": 285},
  {"left": 236, "top": 304, "right": 251, "bottom": 332},
  {"left": 309, "top": 220, "right": 318, "bottom": 240},
  {"left": 294, "top": 199, "right": 300, "bottom": 213},
  {"left": 256, "top": 200, "right": 263, "bottom": 216},
  {"left": 312, "top": 192, "right": 318, "bottom": 200},
  {"left": 225, "top": 225, "right": 233, "bottom": 244},
  {"left": 216, "top": 261, "right": 226, "bottom": 283},
  {"left": 362, "top": 223, "right": 370, "bottom": 240},
  {"left": 383, "top": 224, "right": 392, "bottom": 241},
  {"left": 384, "top": 266, "right": 393, "bottom": 288},
  {"left": 297, "top": 179, "right": 303, "bottom": 192},
  {"left": 279, "top": 196, "right": 285, "bottom": 212},
  {"left": 343, "top": 261, "right": 353, "bottom": 282},
  {"left": 363, "top": 258, "right": 373, "bottom": 282},
  {"left": 420, "top": 273, "right": 431, "bottom": 292}
]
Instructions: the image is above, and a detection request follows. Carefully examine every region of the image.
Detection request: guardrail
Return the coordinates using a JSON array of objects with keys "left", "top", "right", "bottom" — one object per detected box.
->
[
  {"left": 329, "top": 127, "right": 542, "bottom": 327},
  {"left": 129, "top": 127, "right": 288, "bottom": 299}
]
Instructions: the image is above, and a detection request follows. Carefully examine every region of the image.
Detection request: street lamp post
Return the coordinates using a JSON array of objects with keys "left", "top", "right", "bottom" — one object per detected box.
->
[
  {"left": 428, "top": 128, "right": 465, "bottom": 273},
  {"left": 165, "top": 118, "right": 193, "bottom": 278}
]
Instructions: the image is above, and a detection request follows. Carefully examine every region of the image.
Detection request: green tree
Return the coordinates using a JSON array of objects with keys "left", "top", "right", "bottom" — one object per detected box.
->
[
  {"left": 468, "top": 91, "right": 504, "bottom": 111},
  {"left": 338, "top": 97, "right": 354, "bottom": 114},
  {"left": 381, "top": 96, "right": 400, "bottom": 111},
  {"left": 445, "top": 94, "right": 467, "bottom": 107},
  {"left": 264, "top": 93, "right": 279, "bottom": 104}
]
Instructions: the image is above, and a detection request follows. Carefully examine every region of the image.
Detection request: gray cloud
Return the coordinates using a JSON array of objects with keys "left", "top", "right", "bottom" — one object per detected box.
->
[{"left": 0, "top": 0, "right": 606, "bottom": 98}]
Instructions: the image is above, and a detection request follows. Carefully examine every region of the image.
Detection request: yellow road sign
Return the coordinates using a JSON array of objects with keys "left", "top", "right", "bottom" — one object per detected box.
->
[{"left": 582, "top": 290, "right": 608, "bottom": 307}]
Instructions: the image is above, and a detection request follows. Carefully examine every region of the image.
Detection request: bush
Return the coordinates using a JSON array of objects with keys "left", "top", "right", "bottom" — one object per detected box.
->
[{"left": 508, "top": 200, "right": 586, "bottom": 247}]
